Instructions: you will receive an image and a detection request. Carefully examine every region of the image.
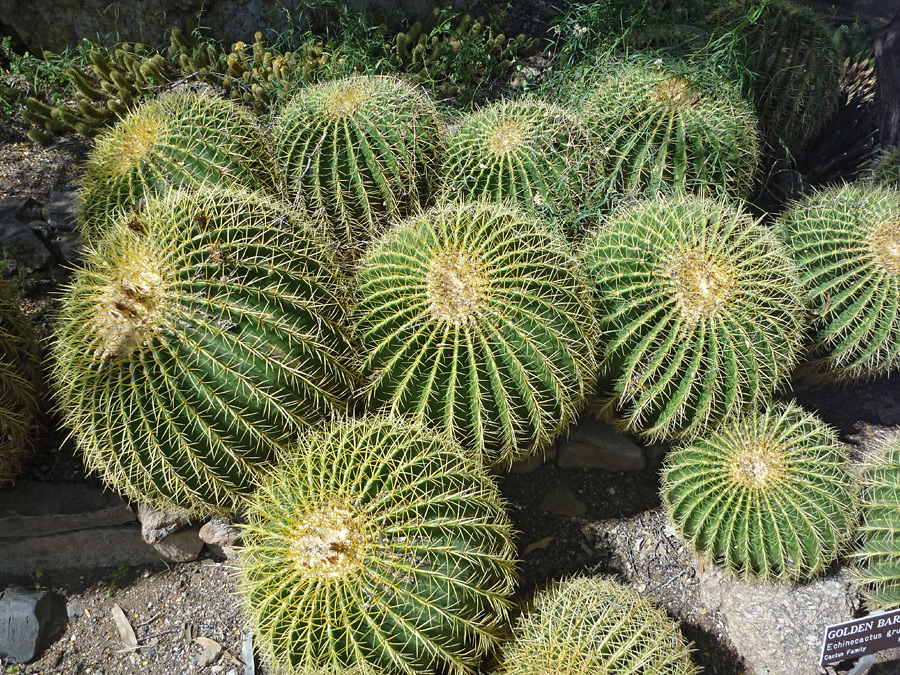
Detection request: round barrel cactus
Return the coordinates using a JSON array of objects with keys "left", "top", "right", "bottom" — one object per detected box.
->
[
  {"left": 78, "top": 88, "right": 282, "bottom": 240},
  {"left": 852, "top": 436, "right": 900, "bottom": 610},
  {"left": 51, "top": 186, "right": 358, "bottom": 514},
  {"left": 662, "top": 401, "right": 857, "bottom": 581},
  {"left": 580, "top": 194, "right": 806, "bottom": 442},
  {"left": 867, "top": 146, "right": 900, "bottom": 189},
  {"left": 354, "top": 200, "right": 597, "bottom": 468},
  {"left": 579, "top": 58, "right": 761, "bottom": 201},
  {"left": 275, "top": 74, "right": 445, "bottom": 259},
  {"left": 0, "top": 280, "right": 42, "bottom": 485},
  {"left": 439, "top": 98, "right": 602, "bottom": 237},
  {"left": 493, "top": 575, "right": 699, "bottom": 675},
  {"left": 777, "top": 183, "right": 900, "bottom": 382},
  {"left": 237, "top": 415, "right": 518, "bottom": 675}
]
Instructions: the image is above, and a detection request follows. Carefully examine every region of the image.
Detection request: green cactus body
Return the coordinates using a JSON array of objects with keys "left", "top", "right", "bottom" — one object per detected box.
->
[
  {"left": 580, "top": 59, "right": 761, "bottom": 200},
  {"left": 867, "top": 146, "right": 900, "bottom": 189},
  {"left": 852, "top": 437, "right": 900, "bottom": 610},
  {"left": 51, "top": 186, "right": 358, "bottom": 514},
  {"left": 355, "top": 201, "right": 596, "bottom": 468},
  {"left": 78, "top": 89, "right": 282, "bottom": 241},
  {"left": 662, "top": 401, "right": 857, "bottom": 581},
  {"left": 275, "top": 75, "right": 445, "bottom": 259},
  {"left": 440, "top": 98, "right": 602, "bottom": 237},
  {"left": 237, "top": 415, "right": 518, "bottom": 675},
  {"left": 0, "top": 281, "right": 42, "bottom": 485},
  {"left": 777, "top": 183, "right": 900, "bottom": 382},
  {"left": 580, "top": 194, "right": 806, "bottom": 442},
  {"left": 494, "top": 575, "right": 699, "bottom": 675}
]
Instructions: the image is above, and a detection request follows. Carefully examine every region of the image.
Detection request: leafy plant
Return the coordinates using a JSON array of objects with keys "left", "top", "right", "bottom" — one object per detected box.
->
[
  {"left": 237, "top": 415, "right": 518, "bottom": 675},
  {"left": 662, "top": 401, "right": 858, "bottom": 581}
]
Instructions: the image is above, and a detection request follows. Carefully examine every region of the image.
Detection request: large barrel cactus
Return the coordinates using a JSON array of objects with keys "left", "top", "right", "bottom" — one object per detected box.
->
[
  {"left": 0, "top": 280, "right": 42, "bottom": 485},
  {"left": 275, "top": 75, "right": 446, "bottom": 259},
  {"left": 78, "top": 88, "right": 281, "bottom": 240},
  {"left": 237, "top": 415, "right": 518, "bottom": 675},
  {"left": 579, "top": 58, "right": 761, "bottom": 200},
  {"left": 777, "top": 183, "right": 900, "bottom": 382},
  {"left": 354, "top": 200, "right": 596, "bottom": 468},
  {"left": 493, "top": 575, "right": 699, "bottom": 675},
  {"left": 51, "top": 186, "right": 358, "bottom": 514},
  {"left": 662, "top": 401, "right": 857, "bottom": 581},
  {"left": 580, "top": 194, "right": 806, "bottom": 442},
  {"left": 439, "top": 98, "right": 602, "bottom": 237}
]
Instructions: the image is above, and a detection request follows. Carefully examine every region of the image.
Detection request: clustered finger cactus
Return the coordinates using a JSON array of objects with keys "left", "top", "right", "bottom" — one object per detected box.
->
[
  {"left": 852, "top": 436, "right": 900, "bottom": 610},
  {"left": 492, "top": 575, "right": 699, "bottom": 675},
  {"left": 580, "top": 194, "right": 807, "bottom": 442},
  {"left": 777, "top": 182, "right": 900, "bottom": 382},
  {"left": 354, "top": 200, "right": 596, "bottom": 468},
  {"left": 440, "top": 98, "right": 601, "bottom": 236},
  {"left": 662, "top": 401, "right": 858, "bottom": 581},
  {"left": 51, "top": 186, "right": 358, "bottom": 514},
  {"left": 77, "top": 88, "right": 282, "bottom": 240},
  {"left": 237, "top": 415, "right": 518, "bottom": 675},
  {"left": 578, "top": 58, "right": 761, "bottom": 200},
  {"left": 275, "top": 75, "right": 445, "bottom": 259}
]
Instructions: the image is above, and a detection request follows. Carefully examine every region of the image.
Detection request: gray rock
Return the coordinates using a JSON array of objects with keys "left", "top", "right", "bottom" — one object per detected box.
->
[
  {"left": 54, "top": 231, "right": 85, "bottom": 267},
  {"left": 508, "top": 445, "right": 557, "bottom": 474},
  {"left": 152, "top": 525, "right": 205, "bottom": 563},
  {"left": 538, "top": 485, "right": 586, "bottom": 518},
  {"left": 0, "top": 586, "right": 65, "bottom": 663},
  {"left": 199, "top": 517, "right": 242, "bottom": 559},
  {"left": 558, "top": 419, "right": 645, "bottom": 471},
  {"left": 197, "top": 643, "right": 223, "bottom": 667},
  {"left": 44, "top": 189, "right": 78, "bottom": 232},
  {"left": 137, "top": 503, "right": 189, "bottom": 544},
  {"left": 0, "top": 218, "right": 53, "bottom": 272}
]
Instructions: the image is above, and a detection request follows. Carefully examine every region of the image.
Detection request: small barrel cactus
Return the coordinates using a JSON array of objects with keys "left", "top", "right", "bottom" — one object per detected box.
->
[
  {"left": 237, "top": 415, "right": 518, "bottom": 675},
  {"left": 275, "top": 74, "right": 446, "bottom": 259},
  {"left": 852, "top": 436, "right": 900, "bottom": 610},
  {"left": 354, "top": 200, "right": 596, "bottom": 468},
  {"left": 0, "top": 280, "right": 42, "bottom": 485},
  {"left": 439, "top": 98, "right": 602, "bottom": 236},
  {"left": 492, "top": 575, "right": 699, "bottom": 675},
  {"left": 580, "top": 194, "right": 806, "bottom": 442},
  {"left": 51, "top": 186, "right": 358, "bottom": 514},
  {"left": 578, "top": 58, "right": 761, "bottom": 200},
  {"left": 77, "top": 88, "right": 282, "bottom": 240},
  {"left": 777, "top": 183, "right": 900, "bottom": 382},
  {"left": 662, "top": 401, "right": 857, "bottom": 581}
]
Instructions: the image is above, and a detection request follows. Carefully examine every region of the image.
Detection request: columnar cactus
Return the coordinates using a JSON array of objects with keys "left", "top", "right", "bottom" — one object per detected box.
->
[
  {"left": 852, "top": 436, "right": 900, "bottom": 610},
  {"left": 237, "top": 415, "right": 518, "bottom": 675},
  {"left": 492, "top": 575, "right": 699, "bottom": 675},
  {"left": 439, "top": 98, "right": 602, "bottom": 236},
  {"left": 0, "top": 280, "right": 42, "bottom": 485},
  {"left": 579, "top": 58, "right": 761, "bottom": 200},
  {"left": 354, "top": 200, "right": 596, "bottom": 468},
  {"left": 51, "top": 186, "right": 358, "bottom": 514},
  {"left": 78, "top": 89, "right": 282, "bottom": 240},
  {"left": 580, "top": 194, "right": 806, "bottom": 442},
  {"left": 275, "top": 75, "right": 445, "bottom": 259},
  {"left": 777, "top": 183, "right": 900, "bottom": 382},
  {"left": 662, "top": 402, "right": 857, "bottom": 581}
]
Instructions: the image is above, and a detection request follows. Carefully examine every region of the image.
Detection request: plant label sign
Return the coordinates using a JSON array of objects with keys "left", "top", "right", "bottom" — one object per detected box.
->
[{"left": 820, "top": 607, "right": 900, "bottom": 665}]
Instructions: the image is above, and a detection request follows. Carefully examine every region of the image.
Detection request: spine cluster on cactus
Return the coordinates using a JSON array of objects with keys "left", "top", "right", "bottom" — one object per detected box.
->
[
  {"left": 51, "top": 186, "right": 358, "bottom": 514},
  {"left": 439, "top": 98, "right": 602, "bottom": 236},
  {"left": 579, "top": 194, "right": 806, "bottom": 442},
  {"left": 354, "top": 200, "right": 596, "bottom": 468},
  {"left": 662, "top": 401, "right": 858, "bottom": 581},
  {"left": 578, "top": 58, "right": 761, "bottom": 200},
  {"left": 236, "top": 415, "right": 518, "bottom": 675},
  {"left": 77, "top": 89, "right": 282, "bottom": 241},
  {"left": 0, "top": 280, "right": 42, "bottom": 485},
  {"left": 777, "top": 182, "right": 900, "bottom": 382},
  {"left": 866, "top": 146, "right": 900, "bottom": 189},
  {"left": 852, "top": 436, "right": 900, "bottom": 610},
  {"left": 492, "top": 575, "right": 699, "bottom": 675},
  {"left": 275, "top": 74, "right": 445, "bottom": 260}
]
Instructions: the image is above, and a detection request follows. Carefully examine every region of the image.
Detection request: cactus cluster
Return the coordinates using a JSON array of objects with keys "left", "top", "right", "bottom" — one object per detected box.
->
[
  {"left": 354, "top": 200, "right": 596, "bottom": 468},
  {"left": 237, "top": 415, "right": 518, "bottom": 675},
  {"left": 662, "top": 402, "right": 857, "bottom": 581},
  {"left": 580, "top": 194, "right": 806, "bottom": 442},
  {"left": 51, "top": 186, "right": 358, "bottom": 514},
  {"left": 777, "top": 183, "right": 900, "bottom": 382}
]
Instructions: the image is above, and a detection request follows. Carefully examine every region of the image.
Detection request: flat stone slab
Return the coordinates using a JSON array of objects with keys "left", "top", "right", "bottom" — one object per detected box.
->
[
  {"left": 0, "top": 586, "right": 65, "bottom": 663},
  {"left": 558, "top": 419, "right": 645, "bottom": 471}
]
